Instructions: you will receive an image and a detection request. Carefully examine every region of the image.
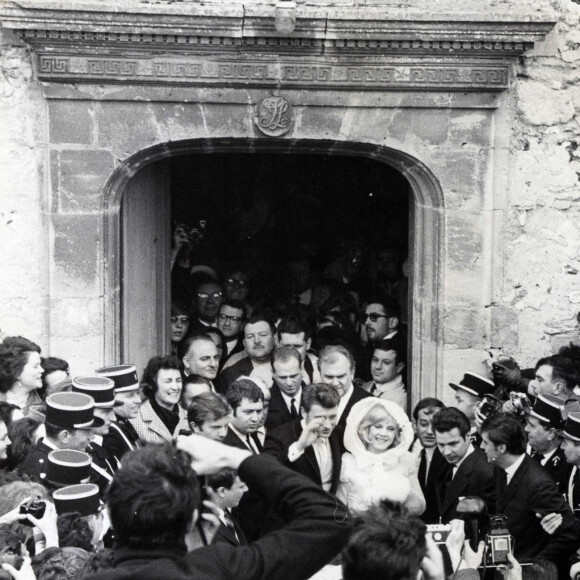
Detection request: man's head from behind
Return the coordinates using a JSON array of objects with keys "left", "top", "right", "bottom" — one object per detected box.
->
[
  {"left": 106, "top": 444, "right": 200, "bottom": 549},
  {"left": 342, "top": 500, "right": 426, "bottom": 580}
]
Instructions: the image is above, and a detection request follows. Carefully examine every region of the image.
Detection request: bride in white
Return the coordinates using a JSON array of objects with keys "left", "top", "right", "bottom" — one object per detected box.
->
[{"left": 336, "top": 397, "right": 425, "bottom": 515}]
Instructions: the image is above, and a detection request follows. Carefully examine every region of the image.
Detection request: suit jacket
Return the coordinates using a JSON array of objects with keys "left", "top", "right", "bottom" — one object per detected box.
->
[
  {"left": 222, "top": 427, "right": 264, "bottom": 541},
  {"left": 129, "top": 399, "right": 189, "bottom": 445},
  {"left": 211, "top": 513, "right": 247, "bottom": 547},
  {"left": 215, "top": 357, "right": 255, "bottom": 395},
  {"left": 418, "top": 446, "right": 451, "bottom": 524},
  {"left": 437, "top": 448, "right": 496, "bottom": 523},
  {"left": 536, "top": 446, "right": 573, "bottom": 495},
  {"left": 102, "top": 417, "right": 141, "bottom": 461},
  {"left": 337, "top": 385, "right": 372, "bottom": 431},
  {"left": 224, "top": 338, "right": 245, "bottom": 364},
  {"left": 496, "top": 454, "right": 580, "bottom": 561},
  {"left": 263, "top": 419, "right": 342, "bottom": 495},
  {"left": 85, "top": 455, "right": 351, "bottom": 580},
  {"left": 264, "top": 383, "right": 304, "bottom": 431}
]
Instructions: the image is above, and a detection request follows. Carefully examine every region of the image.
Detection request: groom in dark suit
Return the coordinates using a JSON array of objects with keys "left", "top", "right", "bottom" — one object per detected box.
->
[
  {"left": 264, "top": 383, "right": 342, "bottom": 494},
  {"left": 432, "top": 407, "right": 497, "bottom": 524}
]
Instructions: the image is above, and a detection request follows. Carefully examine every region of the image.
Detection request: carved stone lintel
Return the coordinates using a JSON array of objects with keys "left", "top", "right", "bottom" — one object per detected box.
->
[{"left": 36, "top": 54, "right": 510, "bottom": 91}]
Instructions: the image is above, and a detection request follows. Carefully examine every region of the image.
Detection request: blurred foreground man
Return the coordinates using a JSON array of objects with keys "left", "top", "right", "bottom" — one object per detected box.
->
[{"left": 85, "top": 435, "right": 351, "bottom": 580}]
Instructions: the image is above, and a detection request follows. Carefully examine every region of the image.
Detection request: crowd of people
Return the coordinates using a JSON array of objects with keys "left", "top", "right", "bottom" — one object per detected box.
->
[{"left": 1, "top": 242, "right": 580, "bottom": 580}]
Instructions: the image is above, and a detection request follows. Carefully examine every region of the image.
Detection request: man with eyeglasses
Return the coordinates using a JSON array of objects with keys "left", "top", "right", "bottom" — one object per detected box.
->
[
  {"left": 358, "top": 294, "right": 402, "bottom": 381},
  {"left": 190, "top": 278, "right": 223, "bottom": 330},
  {"left": 223, "top": 271, "right": 250, "bottom": 303},
  {"left": 217, "top": 299, "right": 246, "bottom": 364}
]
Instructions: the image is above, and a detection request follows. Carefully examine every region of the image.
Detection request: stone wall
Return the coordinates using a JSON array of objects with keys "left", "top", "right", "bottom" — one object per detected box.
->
[
  {"left": 502, "top": 1, "right": 580, "bottom": 367},
  {"left": 0, "top": 0, "right": 578, "bottom": 394}
]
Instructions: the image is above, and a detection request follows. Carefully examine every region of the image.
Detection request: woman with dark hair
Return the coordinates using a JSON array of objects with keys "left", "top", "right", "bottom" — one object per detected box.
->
[
  {"left": 130, "top": 355, "right": 189, "bottom": 444},
  {"left": 0, "top": 336, "right": 43, "bottom": 419}
]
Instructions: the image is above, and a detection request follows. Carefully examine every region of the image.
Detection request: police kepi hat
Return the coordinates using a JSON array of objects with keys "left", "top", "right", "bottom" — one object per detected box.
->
[
  {"left": 72, "top": 376, "right": 123, "bottom": 409},
  {"left": 95, "top": 364, "right": 139, "bottom": 393},
  {"left": 53, "top": 483, "right": 101, "bottom": 516},
  {"left": 526, "top": 393, "right": 566, "bottom": 429},
  {"left": 44, "top": 449, "right": 92, "bottom": 487},
  {"left": 449, "top": 372, "right": 495, "bottom": 399},
  {"left": 45, "top": 392, "right": 104, "bottom": 430},
  {"left": 559, "top": 412, "right": 580, "bottom": 442}
]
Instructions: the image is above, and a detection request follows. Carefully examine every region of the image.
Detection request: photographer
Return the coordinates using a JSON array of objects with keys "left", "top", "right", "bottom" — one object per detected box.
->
[{"left": 480, "top": 414, "right": 579, "bottom": 564}]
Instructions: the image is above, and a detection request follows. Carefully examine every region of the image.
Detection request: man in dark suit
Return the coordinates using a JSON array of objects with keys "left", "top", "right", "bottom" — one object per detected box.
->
[
  {"left": 481, "top": 413, "right": 579, "bottom": 563},
  {"left": 206, "top": 467, "right": 248, "bottom": 546},
  {"left": 410, "top": 397, "right": 448, "bottom": 524},
  {"left": 85, "top": 436, "right": 351, "bottom": 580},
  {"left": 215, "top": 311, "right": 276, "bottom": 395},
  {"left": 561, "top": 412, "right": 580, "bottom": 521},
  {"left": 265, "top": 346, "right": 304, "bottom": 431},
  {"left": 318, "top": 344, "right": 370, "bottom": 431},
  {"left": 432, "top": 407, "right": 496, "bottom": 524},
  {"left": 264, "top": 383, "right": 342, "bottom": 494},
  {"left": 524, "top": 393, "right": 572, "bottom": 494}
]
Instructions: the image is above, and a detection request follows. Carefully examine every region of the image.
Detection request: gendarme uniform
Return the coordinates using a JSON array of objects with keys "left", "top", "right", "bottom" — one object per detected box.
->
[
  {"left": 96, "top": 364, "right": 141, "bottom": 460},
  {"left": 20, "top": 392, "right": 105, "bottom": 485},
  {"left": 525, "top": 393, "right": 572, "bottom": 494},
  {"left": 558, "top": 412, "right": 580, "bottom": 521},
  {"left": 72, "top": 376, "right": 123, "bottom": 494}
]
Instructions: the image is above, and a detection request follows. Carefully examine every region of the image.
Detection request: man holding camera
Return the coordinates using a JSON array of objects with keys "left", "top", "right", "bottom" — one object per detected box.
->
[{"left": 480, "top": 413, "right": 579, "bottom": 563}]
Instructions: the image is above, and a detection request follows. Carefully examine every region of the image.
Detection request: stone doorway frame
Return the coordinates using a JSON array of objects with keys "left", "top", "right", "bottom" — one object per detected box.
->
[{"left": 102, "top": 137, "right": 444, "bottom": 402}]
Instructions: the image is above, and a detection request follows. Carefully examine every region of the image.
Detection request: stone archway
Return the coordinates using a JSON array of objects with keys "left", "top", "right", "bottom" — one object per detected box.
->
[{"left": 102, "top": 138, "right": 444, "bottom": 405}]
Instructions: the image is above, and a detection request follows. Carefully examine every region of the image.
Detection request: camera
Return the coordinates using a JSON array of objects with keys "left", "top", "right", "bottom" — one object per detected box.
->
[
  {"left": 476, "top": 395, "right": 500, "bottom": 420},
  {"left": 426, "top": 523, "right": 452, "bottom": 544},
  {"left": 19, "top": 496, "right": 46, "bottom": 526},
  {"left": 509, "top": 392, "right": 532, "bottom": 416},
  {"left": 485, "top": 515, "right": 512, "bottom": 565}
]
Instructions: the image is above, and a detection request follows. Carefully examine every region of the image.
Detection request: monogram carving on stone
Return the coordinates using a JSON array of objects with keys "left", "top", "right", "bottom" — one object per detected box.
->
[{"left": 254, "top": 95, "right": 294, "bottom": 137}]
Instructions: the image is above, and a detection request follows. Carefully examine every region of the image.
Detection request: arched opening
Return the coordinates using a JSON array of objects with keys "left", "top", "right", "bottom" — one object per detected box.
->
[{"left": 102, "top": 139, "right": 444, "bottom": 405}]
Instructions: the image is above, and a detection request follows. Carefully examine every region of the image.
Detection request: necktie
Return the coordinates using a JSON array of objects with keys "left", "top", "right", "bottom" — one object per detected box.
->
[
  {"left": 250, "top": 432, "right": 263, "bottom": 453},
  {"left": 222, "top": 510, "right": 240, "bottom": 544},
  {"left": 245, "top": 434, "right": 257, "bottom": 454},
  {"left": 418, "top": 449, "right": 427, "bottom": 486},
  {"left": 290, "top": 398, "right": 298, "bottom": 420},
  {"left": 370, "top": 383, "right": 377, "bottom": 396},
  {"left": 531, "top": 450, "right": 544, "bottom": 462}
]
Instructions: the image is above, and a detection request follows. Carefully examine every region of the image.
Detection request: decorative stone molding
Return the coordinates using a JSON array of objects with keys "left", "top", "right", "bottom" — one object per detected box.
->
[
  {"left": 35, "top": 54, "right": 510, "bottom": 90},
  {"left": 1, "top": 1, "right": 556, "bottom": 90}
]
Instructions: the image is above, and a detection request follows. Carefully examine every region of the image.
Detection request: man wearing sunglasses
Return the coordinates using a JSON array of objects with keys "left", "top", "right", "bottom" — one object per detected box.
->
[{"left": 358, "top": 294, "right": 402, "bottom": 381}]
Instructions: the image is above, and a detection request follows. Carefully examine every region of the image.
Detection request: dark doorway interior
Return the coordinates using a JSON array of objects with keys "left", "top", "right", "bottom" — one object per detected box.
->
[{"left": 170, "top": 153, "right": 410, "bottom": 303}]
